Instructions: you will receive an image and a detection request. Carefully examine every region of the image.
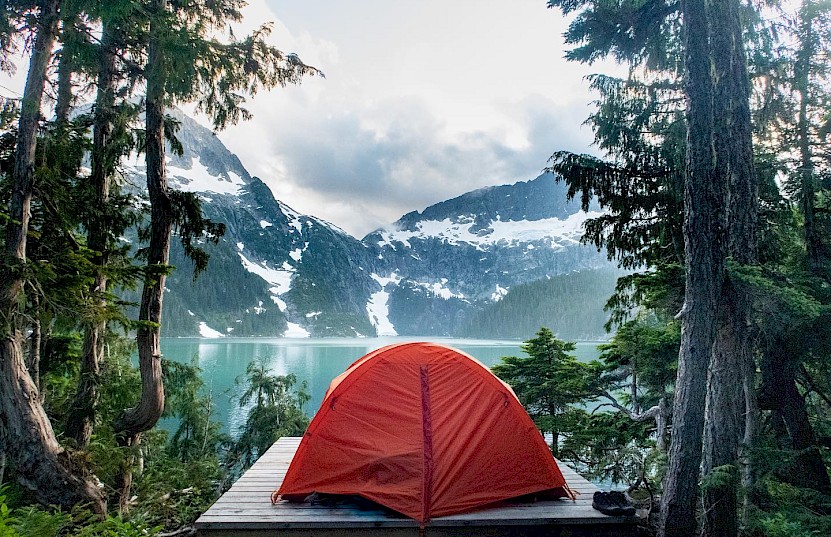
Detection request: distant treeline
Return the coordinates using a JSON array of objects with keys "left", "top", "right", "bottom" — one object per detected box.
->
[{"left": 461, "top": 269, "right": 620, "bottom": 340}]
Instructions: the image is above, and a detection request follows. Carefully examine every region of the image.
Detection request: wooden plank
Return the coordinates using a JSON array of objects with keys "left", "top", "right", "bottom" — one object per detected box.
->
[
  {"left": 195, "top": 437, "right": 639, "bottom": 535},
  {"left": 198, "top": 505, "right": 626, "bottom": 521}
]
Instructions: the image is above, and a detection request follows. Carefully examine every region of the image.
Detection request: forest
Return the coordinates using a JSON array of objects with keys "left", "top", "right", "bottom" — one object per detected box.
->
[{"left": 0, "top": 0, "right": 829, "bottom": 536}]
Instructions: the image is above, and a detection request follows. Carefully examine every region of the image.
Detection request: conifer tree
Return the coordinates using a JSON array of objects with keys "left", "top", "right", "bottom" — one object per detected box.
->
[
  {"left": 0, "top": 0, "right": 106, "bottom": 514},
  {"left": 544, "top": 1, "right": 760, "bottom": 534},
  {"left": 752, "top": 0, "right": 831, "bottom": 492},
  {"left": 111, "top": 0, "right": 319, "bottom": 509},
  {"left": 65, "top": 3, "right": 140, "bottom": 448}
]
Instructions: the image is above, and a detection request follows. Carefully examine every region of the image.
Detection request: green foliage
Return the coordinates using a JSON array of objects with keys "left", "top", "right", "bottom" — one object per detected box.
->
[
  {"left": 493, "top": 328, "right": 602, "bottom": 454},
  {"left": 70, "top": 515, "right": 159, "bottom": 537},
  {"left": 597, "top": 314, "right": 678, "bottom": 401},
  {"left": 700, "top": 464, "right": 739, "bottom": 494},
  {"left": 462, "top": 270, "right": 619, "bottom": 340},
  {"left": 744, "top": 478, "right": 831, "bottom": 537},
  {"left": 131, "top": 449, "right": 220, "bottom": 531},
  {"left": 168, "top": 190, "right": 225, "bottom": 280},
  {"left": 11, "top": 505, "right": 71, "bottom": 536},
  {"left": 163, "top": 357, "right": 229, "bottom": 462},
  {"left": 229, "top": 358, "right": 310, "bottom": 470},
  {"left": 756, "top": 513, "right": 818, "bottom": 537},
  {"left": 561, "top": 410, "right": 658, "bottom": 487},
  {"left": 0, "top": 493, "right": 160, "bottom": 537},
  {"left": 543, "top": 53, "right": 687, "bottom": 335},
  {"left": 146, "top": 1, "right": 321, "bottom": 131},
  {"left": 495, "top": 323, "right": 674, "bottom": 491},
  {"left": 547, "top": 0, "right": 681, "bottom": 70},
  {"left": 0, "top": 495, "right": 18, "bottom": 537}
]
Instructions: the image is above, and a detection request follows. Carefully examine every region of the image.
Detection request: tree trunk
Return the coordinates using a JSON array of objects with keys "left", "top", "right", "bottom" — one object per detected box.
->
[
  {"left": 759, "top": 339, "right": 831, "bottom": 490},
  {"left": 741, "top": 348, "right": 759, "bottom": 525},
  {"left": 113, "top": 0, "right": 170, "bottom": 508},
  {"left": 27, "top": 299, "right": 41, "bottom": 395},
  {"left": 795, "top": 3, "right": 822, "bottom": 273},
  {"left": 659, "top": 0, "right": 725, "bottom": 534},
  {"left": 54, "top": 15, "right": 76, "bottom": 125},
  {"left": 66, "top": 23, "right": 118, "bottom": 449},
  {"left": 114, "top": 433, "right": 139, "bottom": 513},
  {"left": 0, "top": 0, "right": 105, "bottom": 515},
  {"left": 703, "top": 310, "right": 743, "bottom": 537},
  {"left": 702, "top": 0, "right": 758, "bottom": 534},
  {"left": 656, "top": 396, "right": 668, "bottom": 452},
  {"left": 631, "top": 359, "right": 639, "bottom": 415}
]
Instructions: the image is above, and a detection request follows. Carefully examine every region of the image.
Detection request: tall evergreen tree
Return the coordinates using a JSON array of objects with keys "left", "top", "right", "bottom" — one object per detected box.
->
[
  {"left": 701, "top": 0, "right": 758, "bottom": 534},
  {"left": 112, "top": 0, "right": 320, "bottom": 509},
  {"left": 544, "top": 0, "right": 761, "bottom": 534},
  {"left": 657, "top": 0, "right": 727, "bottom": 533},
  {"left": 65, "top": 3, "right": 141, "bottom": 448},
  {"left": 751, "top": 0, "right": 831, "bottom": 493},
  {"left": 0, "top": 0, "right": 106, "bottom": 514}
]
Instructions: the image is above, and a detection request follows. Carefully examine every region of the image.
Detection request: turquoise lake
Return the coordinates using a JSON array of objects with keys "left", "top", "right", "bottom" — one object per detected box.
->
[{"left": 158, "top": 337, "right": 603, "bottom": 436}]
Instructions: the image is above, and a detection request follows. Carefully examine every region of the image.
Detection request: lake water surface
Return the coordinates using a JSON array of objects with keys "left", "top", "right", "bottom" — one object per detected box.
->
[{"left": 159, "top": 337, "right": 603, "bottom": 436}]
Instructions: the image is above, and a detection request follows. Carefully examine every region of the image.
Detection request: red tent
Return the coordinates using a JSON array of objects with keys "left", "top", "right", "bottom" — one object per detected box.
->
[{"left": 276, "top": 342, "right": 574, "bottom": 523}]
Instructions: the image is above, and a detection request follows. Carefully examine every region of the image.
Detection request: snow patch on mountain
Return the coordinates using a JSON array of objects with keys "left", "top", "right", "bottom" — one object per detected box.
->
[
  {"left": 277, "top": 203, "right": 305, "bottom": 233},
  {"left": 417, "top": 278, "right": 464, "bottom": 300},
  {"left": 492, "top": 284, "right": 509, "bottom": 302},
  {"left": 198, "top": 322, "right": 224, "bottom": 338},
  {"left": 284, "top": 322, "right": 311, "bottom": 338},
  {"left": 168, "top": 157, "right": 245, "bottom": 196},
  {"left": 378, "top": 211, "right": 603, "bottom": 249},
  {"left": 367, "top": 273, "right": 402, "bottom": 336},
  {"left": 237, "top": 253, "right": 294, "bottom": 311}
]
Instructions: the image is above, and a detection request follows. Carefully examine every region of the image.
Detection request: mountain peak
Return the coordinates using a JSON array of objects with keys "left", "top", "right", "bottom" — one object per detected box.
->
[
  {"left": 131, "top": 108, "right": 614, "bottom": 339},
  {"left": 391, "top": 173, "right": 574, "bottom": 233}
]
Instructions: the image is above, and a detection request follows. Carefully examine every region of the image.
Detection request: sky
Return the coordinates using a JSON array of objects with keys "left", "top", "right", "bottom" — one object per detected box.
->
[
  {"left": 212, "top": 0, "right": 624, "bottom": 237},
  {"left": 2, "top": 0, "right": 623, "bottom": 238}
]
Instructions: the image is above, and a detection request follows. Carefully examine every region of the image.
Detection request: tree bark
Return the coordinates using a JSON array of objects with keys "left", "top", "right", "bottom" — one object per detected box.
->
[
  {"left": 113, "top": 0, "right": 170, "bottom": 508},
  {"left": 659, "top": 0, "right": 725, "bottom": 534},
  {"left": 27, "top": 296, "right": 41, "bottom": 395},
  {"left": 703, "top": 314, "right": 743, "bottom": 537},
  {"left": 702, "top": 0, "right": 758, "bottom": 534},
  {"left": 759, "top": 339, "right": 831, "bottom": 490},
  {"left": 741, "top": 347, "right": 759, "bottom": 524},
  {"left": 0, "top": 0, "right": 105, "bottom": 515},
  {"left": 795, "top": 3, "right": 822, "bottom": 273},
  {"left": 66, "top": 23, "right": 118, "bottom": 449},
  {"left": 54, "top": 14, "right": 77, "bottom": 125}
]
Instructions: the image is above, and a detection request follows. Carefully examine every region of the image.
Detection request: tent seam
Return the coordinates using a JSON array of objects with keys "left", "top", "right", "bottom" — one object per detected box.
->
[{"left": 420, "top": 364, "right": 434, "bottom": 525}]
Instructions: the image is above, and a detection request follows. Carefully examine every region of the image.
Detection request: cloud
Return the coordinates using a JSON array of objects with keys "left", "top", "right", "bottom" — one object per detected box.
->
[
  {"left": 239, "top": 92, "right": 597, "bottom": 237},
  {"left": 209, "top": 0, "right": 620, "bottom": 238}
]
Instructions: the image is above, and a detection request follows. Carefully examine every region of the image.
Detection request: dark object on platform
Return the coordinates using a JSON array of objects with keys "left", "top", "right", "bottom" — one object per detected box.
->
[{"left": 592, "top": 491, "right": 636, "bottom": 516}]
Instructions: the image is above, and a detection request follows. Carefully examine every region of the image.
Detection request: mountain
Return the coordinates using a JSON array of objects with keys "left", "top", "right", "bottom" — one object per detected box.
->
[
  {"left": 363, "top": 174, "right": 611, "bottom": 327},
  {"left": 123, "top": 110, "right": 618, "bottom": 340}
]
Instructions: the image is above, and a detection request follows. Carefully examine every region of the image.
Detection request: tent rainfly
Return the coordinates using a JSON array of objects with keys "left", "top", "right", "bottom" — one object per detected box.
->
[{"left": 275, "top": 342, "right": 574, "bottom": 523}]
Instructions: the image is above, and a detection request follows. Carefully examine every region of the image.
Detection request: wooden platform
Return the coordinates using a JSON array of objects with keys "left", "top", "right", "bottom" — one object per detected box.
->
[{"left": 195, "top": 437, "right": 639, "bottom": 536}]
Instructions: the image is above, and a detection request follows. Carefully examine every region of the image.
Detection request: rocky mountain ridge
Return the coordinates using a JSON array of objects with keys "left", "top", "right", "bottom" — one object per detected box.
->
[{"left": 123, "top": 110, "right": 618, "bottom": 340}]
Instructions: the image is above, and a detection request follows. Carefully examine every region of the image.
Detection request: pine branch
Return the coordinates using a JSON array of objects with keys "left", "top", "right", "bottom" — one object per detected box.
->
[{"left": 596, "top": 389, "right": 662, "bottom": 422}]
